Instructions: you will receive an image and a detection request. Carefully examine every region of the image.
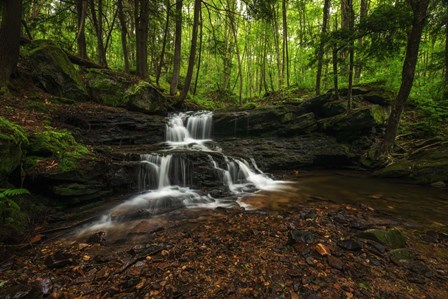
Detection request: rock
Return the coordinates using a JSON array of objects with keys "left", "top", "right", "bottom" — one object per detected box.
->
[
  {"left": 0, "top": 284, "right": 43, "bottom": 299},
  {"left": 125, "top": 81, "right": 168, "bottom": 114},
  {"left": 23, "top": 40, "right": 88, "bottom": 100},
  {"left": 357, "top": 228, "right": 406, "bottom": 249},
  {"left": 376, "top": 145, "right": 448, "bottom": 185},
  {"left": 327, "top": 255, "right": 344, "bottom": 270},
  {"left": 0, "top": 117, "right": 28, "bottom": 185},
  {"left": 337, "top": 239, "right": 362, "bottom": 251},
  {"left": 431, "top": 181, "right": 446, "bottom": 188},
  {"left": 84, "top": 68, "right": 134, "bottom": 106},
  {"left": 362, "top": 91, "right": 393, "bottom": 106},
  {"left": 44, "top": 251, "right": 77, "bottom": 268},
  {"left": 287, "top": 230, "right": 316, "bottom": 245},
  {"left": 388, "top": 248, "right": 412, "bottom": 265},
  {"left": 318, "top": 106, "right": 389, "bottom": 142}
]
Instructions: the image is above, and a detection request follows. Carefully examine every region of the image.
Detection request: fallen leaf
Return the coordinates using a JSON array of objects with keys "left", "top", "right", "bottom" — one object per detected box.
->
[{"left": 315, "top": 243, "right": 331, "bottom": 256}]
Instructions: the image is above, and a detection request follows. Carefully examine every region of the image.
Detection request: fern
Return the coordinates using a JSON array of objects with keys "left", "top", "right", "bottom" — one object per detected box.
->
[{"left": 0, "top": 188, "right": 30, "bottom": 199}]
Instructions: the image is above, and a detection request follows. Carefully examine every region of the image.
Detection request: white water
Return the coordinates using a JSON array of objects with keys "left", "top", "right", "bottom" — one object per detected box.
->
[{"left": 80, "top": 111, "right": 286, "bottom": 234}]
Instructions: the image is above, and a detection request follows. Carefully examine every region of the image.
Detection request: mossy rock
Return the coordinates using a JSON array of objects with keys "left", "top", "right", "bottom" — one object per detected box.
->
[
  {"left": 125, "top": 81, "right": 167, "bottom": 114},
  {"left": 23, "top": 40, "right": 88, "bottom": 100},
  {"left": 84, "top": 68, "right": 135, "bottom": 107},
  {"left": 0, "top": 117, "right": 28, "bottom": 186},
  {"left": 357, "top": 228, "right": 407, "bottom": 249},
  {"left": 27, "top": 130, "right": 90, "bottom": 173},
  {"left": 318, "top": 106, "right": 389, "bottom": 142}
]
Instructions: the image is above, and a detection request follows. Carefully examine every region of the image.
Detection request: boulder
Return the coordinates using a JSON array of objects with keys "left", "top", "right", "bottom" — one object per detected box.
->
[
  {"left": 23, "top": 40, "right": 88, "bottom": 100},
  {"left": 84, "top": 68, "right": 134, "bottom": 106},
  {"left": 0, "top": 117, "right": 28, "bottom": 186},
  {"left": 318, "top": 106, "right": 389, "bottom": 142},
  {"left": 357, "top": 228, "right": 407, "bottom": 249},
  {"left": 298, "top": 94, "right": 346, "bottom": 118},
  {"left": 125, "top": 81, "right": 168, "bottom": 114},
  {"left": 376, "top": 145, "right": 448, "bottom": 185}
]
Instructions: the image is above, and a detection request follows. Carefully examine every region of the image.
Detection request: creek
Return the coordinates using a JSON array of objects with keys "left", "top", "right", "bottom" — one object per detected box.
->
[{"left": 75, "top": 111, "right": 447, "bottom": 241}]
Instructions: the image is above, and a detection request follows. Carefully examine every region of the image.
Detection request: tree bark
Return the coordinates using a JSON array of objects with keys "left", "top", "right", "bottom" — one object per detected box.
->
[
  {"left": 157, "top": 0, "right": 171, "bottom": 86},
  {"left": 89, "top": 0, "right": 107, "bottom": 67},
  {"left": 0, "top": 0, "right": 22, "bottom": 87},
  {"left": 380, "top": 0, "right": 429, "bottom": 155},
  {"left": 316, "top": 0, "right": 330, "bottom": 95},
  {"left": 354, "top": 0, "right": 368, "bottom": 81},
  {"left": 445, "top": 11, "right": 448, "bottom": 99},
  {"left": 282, "top": 0, "right": 290, "bottom": 88},
  {"left": 117, "top": 0, "right": 129, "bottom": 73},
  {"left": 170, "top": 0, "right": 182, "bottom": 95},
  {"left": 193, "top": 6, "right": 203, "bottom": 96},
  {"left": 180, "top": 0, "right": 201, "bottom": 102},
  {"left": 76, "top": 0, "right": 88, "bottom": 59},
  {"left": 135, "top": 0, "right": 149, "bottom": 78}
]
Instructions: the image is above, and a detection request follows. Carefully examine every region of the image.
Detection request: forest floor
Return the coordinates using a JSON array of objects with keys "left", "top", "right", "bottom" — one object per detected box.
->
[{"left": 0, "top": 188, "right": 447, "bottom": 298}]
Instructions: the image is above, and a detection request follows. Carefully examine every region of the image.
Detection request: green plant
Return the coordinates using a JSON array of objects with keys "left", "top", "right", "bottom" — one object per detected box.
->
[{"left": 0, "top": 188, "right": 30, "bottom": 232}]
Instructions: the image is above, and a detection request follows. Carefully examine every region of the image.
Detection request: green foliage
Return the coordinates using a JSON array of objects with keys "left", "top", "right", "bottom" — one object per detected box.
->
[
  {"left": 0, "top": 116, "right": 29, "bottom": 145},
  {"left": 0, "top": 188, "right": 30, "bottom": 235},
  {"left": 27, "top": 130, "right": 90, "bottom": 172}
]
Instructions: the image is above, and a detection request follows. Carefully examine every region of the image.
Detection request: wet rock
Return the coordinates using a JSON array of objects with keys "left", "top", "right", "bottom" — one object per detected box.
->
[
  {"left": 357, "top": 228, "right": 406, "bottom": 249},
  {"left": 86, "top": 231, "right": 106, "bottom": 245},
  {"left": 430, "top": 181, "right": 446, "bottom": 188},
  {"left": 365, "top": 240, "right": 387, "bottom": 255},
  {"left": 327, "top": 255, "right": 344, "bottom": 270},
  {"left": 287, "top": 230, "right": 316, "bottom": 245},
  {"left": 337, "top": 239, "right": 362, "bottom": 251},
  {"left": 44, "top": 251, "right": 77, "bottom": 269},
  {"left": 0, "top": 284, "right": 43, "bottom": 299}
]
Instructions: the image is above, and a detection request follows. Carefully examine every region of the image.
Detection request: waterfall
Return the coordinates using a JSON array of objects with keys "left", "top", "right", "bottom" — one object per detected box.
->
[{"left": 101, "top": 111, "right": 283, "bottom": 221}]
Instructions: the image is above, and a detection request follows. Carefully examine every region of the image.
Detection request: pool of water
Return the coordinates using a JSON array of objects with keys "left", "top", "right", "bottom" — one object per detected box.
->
[{"left": 241, "top": 171, "right": 448, "bottom": 228}]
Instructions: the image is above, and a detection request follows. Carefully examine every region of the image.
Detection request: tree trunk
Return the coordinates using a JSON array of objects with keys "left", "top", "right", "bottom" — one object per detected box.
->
[
  {"left": 282, "top": 0, "right": 290, "bottom": 88},
  {"left": 445, "top": 12, "right": 448, "bottom": 99},
  {"left": 170, "top": 0, "right": 182, "bottom": 95},
  {"left": 157, "top": 0, "right": 171, "bottom": 86},
  {"left": 355, "top": 0, "right": 368, "bottom": 81},
  {"left": 117, "top": 0, "right": 129, "bottom": 73},
  {"left": 0, "top": 0, "right": 22, "bottom": 87},
  {"left": 380, "top": 0, "right": 429, "bottom": 155},
  {"left": 135, "top": 0, "right": 149, "bottom": 78},
  {"left": 229, "top": 0, "right": 243, "bottom": 105},
  {"left": 193, "top": 6, "right": 203, "bottom": 96},
  {"left": 90, "top": 0, "right": 107, "bottom": 67},
  {"left": 76, "top": 0, "right": 88, "bottom": 59},
  {"left": 180, "top": 0, "right": 201, "bottom": 102},
  {"left": 347, "top": 0, "right": 354, "bottom": 110},
  {"left": 316, "top": 0, "right": 330, "bottom": 95}
]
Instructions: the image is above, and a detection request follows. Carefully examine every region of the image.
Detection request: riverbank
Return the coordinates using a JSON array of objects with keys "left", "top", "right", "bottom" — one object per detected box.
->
[{"left": 0, "top": 171, "right": 447, "bottom": 298}]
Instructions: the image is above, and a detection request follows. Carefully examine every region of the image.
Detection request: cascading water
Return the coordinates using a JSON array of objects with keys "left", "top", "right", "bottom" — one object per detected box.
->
[{"left": 85, "top": 111, "right": 284, "bottom": 230}]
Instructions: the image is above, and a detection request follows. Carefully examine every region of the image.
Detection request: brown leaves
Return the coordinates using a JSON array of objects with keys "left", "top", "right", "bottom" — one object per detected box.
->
[{"left": 315, "top": 243, "right": 331, "bottom": 256}]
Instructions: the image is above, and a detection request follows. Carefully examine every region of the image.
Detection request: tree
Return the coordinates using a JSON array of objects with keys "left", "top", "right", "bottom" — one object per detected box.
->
[
  {"left": 135, "top": 0, "right": 149, "bottom": 78},
  {"left": 341, "top": 0, "right": 355, "bottom": 110},
  {"left": 117, "top": 0, "right": 130, "bottom": 73},
  {"left": 180, "top": 0, "right": 201, "bottom": 102},
  {"left": 281, "top": 0, "right": 290, "bottom": 88},
  {"left": 90, "top": 0, "right": 107, "bottom": 67},
  {"left": 0, "top": 0, "right": 22, "bottom": 88},
  {"left": 76, "top": 0, "right": 88, "bottom": 59},
  {"left": 316, "top": 0, "right": 331, "bottom": 95},
  {"left": 379, "top": 0, "right": 430, "bottom": 156},
  {"left": 170, "top": 0, "right": 182, "bottom": 95}
]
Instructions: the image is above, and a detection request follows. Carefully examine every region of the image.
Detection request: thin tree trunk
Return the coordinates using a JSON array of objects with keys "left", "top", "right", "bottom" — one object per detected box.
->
[
  {"left": 180, "top": 0, "right": 201, "bottom": 102},
  {"left": 316, "top": 0, "right": 330, "bottom": 95},
  {"left": 332, "top": 47, "right": 339, "bottom": 98},
  {"left": 272, "top": 5, "right": 282, "bottom": 89},
  {"left": 229, "top": 1, "right": 243, "bottom": 105},
  {"left": 282, "top": 0, "right": 290, "bottom": 88},
  {"left": 157, "top": 0, "right": 171, "bottom": 86},
  {"left": 0, "top": 0, "right": 22, "bottom": 87},
  {"left": 117, "top": 0, "right": 129, "bottom": 73},
  {"left": 355, "top": 0, "right": 368, "bottom": 81},
  {"left": 347, "top": 0, "right": 354, "bottom": 110},
  {"left": 76, "top": 0, "right": 88, "bottom": 59},
  {"left": 445, "top": 14, "right": 448, "bottom": 99},
  {"left": 170, "top": 0, "right": 182, "bottom": 95},
  {"left": 90, "top": 0, "right": 107, "bottom": 66},
  {"left": 380, "top": 0, "right": 429, "bottom": 155},
  {"left": 193, "top": 6, "right": 203, "bottom": 96},
  {"left": 135, "top": 0, "right": 149, "bottom": 78}
]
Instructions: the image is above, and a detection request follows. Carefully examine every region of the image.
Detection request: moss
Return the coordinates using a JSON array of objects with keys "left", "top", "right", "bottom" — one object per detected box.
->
[
  {"left": 125, "top": 81, "right": 166, "bottom": 113},
  {"left": 85, "top": 68, "right": 131, "bottom": 107},
  {"left": 0, "top": 118, "right": 28, "bottom": 184},
  {"left": 27, "top": 130, "right": 90, "bottom": 173}
]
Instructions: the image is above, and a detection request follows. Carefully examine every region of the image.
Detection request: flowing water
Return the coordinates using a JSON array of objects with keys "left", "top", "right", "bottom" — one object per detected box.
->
[{"left": 81, "top": 111, "right": 285, "bottom": 232}]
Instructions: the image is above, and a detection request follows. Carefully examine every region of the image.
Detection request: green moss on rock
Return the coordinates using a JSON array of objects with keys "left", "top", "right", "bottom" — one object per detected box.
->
[
  {"left": 27, "top": 130, "right": 90, "bottom": 173},
  {"left": 0, "top": 117, "right": 28, "bottom": 185},
  {"left": 84, "top": 68, "right": 133, "bottom": 107},
  {"left": 125, "top": 81, "right": 167, "bottom": 113},
  {"left": 23, "top": 40, "right": 88, "bottom": 100}
]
